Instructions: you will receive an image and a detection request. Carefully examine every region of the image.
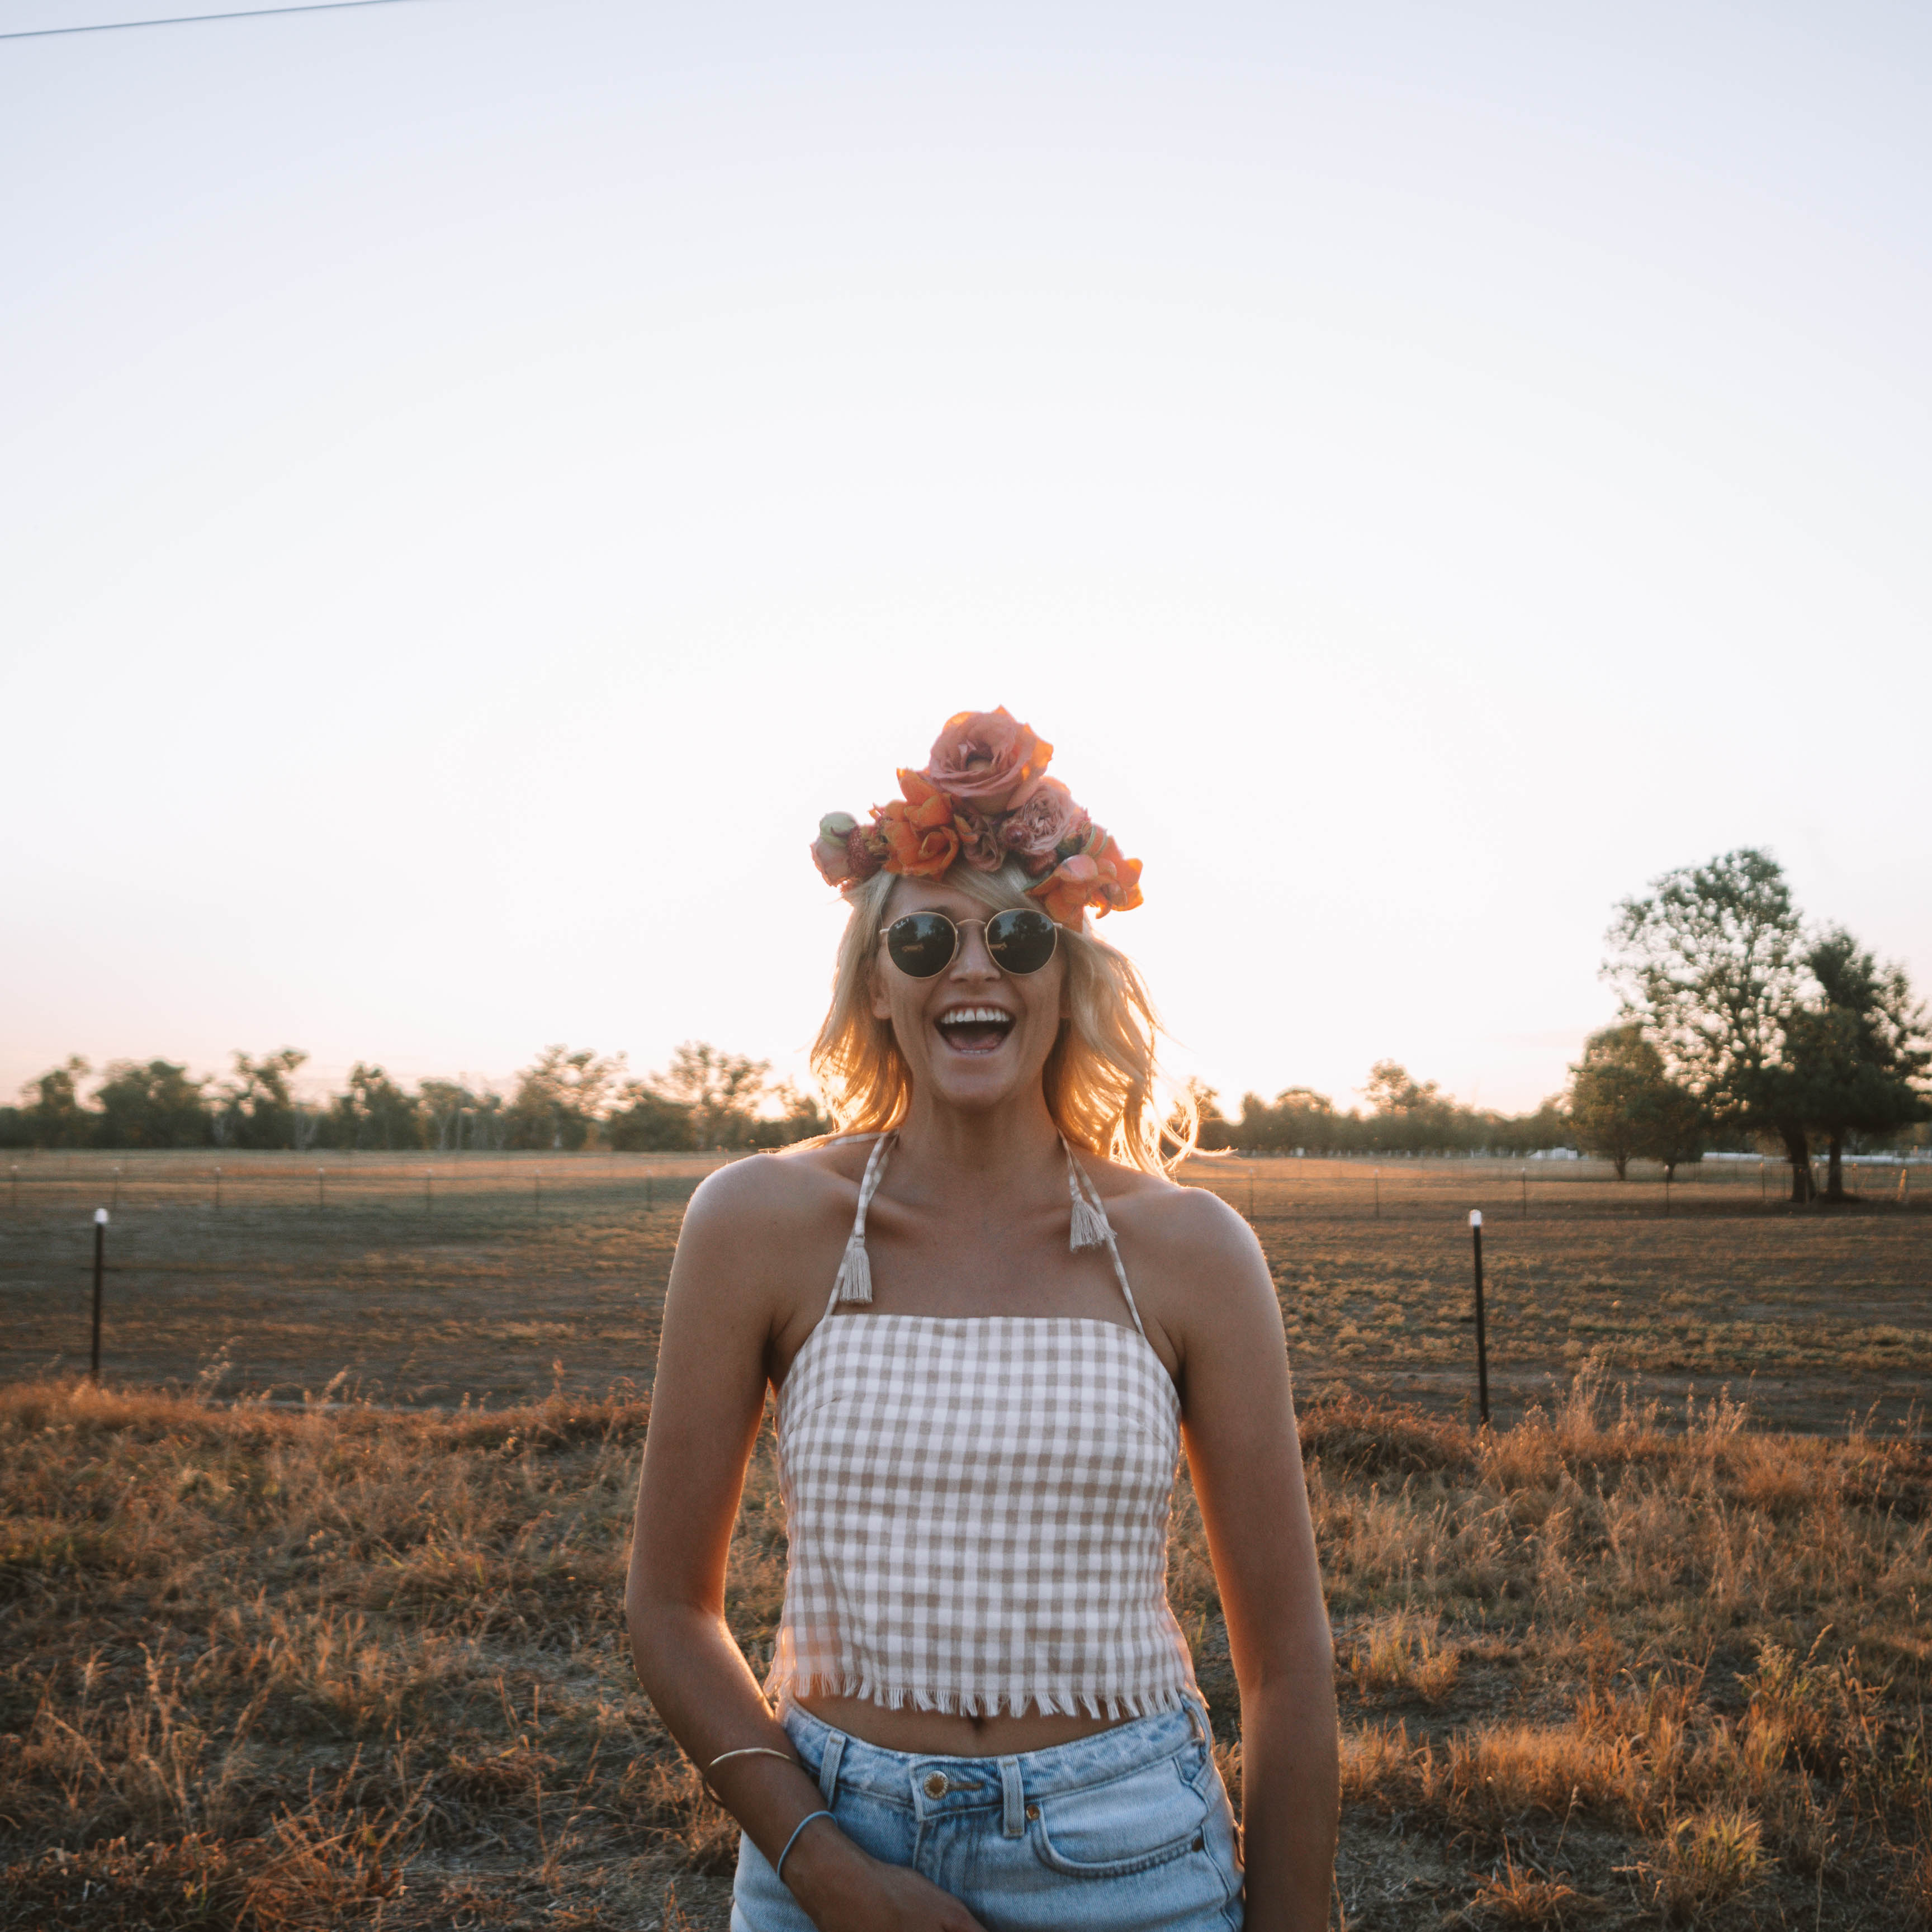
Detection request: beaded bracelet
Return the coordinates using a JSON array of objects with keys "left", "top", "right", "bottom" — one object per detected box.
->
[{"left": 775, "top": 1809, "right": 833, "bottom": 1885}]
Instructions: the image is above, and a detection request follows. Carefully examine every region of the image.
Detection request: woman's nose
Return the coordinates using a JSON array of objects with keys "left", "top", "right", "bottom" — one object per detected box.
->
[{"left": 951, "top": 922, "right": 999, "bottom": 977}]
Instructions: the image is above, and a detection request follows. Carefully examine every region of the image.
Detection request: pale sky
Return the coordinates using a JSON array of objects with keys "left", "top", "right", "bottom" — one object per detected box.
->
[{"left": 4, "top": 1, "right": 1928, "bottom": 1117}]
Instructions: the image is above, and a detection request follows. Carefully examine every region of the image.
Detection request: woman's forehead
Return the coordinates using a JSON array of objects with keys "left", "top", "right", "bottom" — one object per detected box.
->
[{"left": 884, "top": 877, "right": 1010, "bottom": 919}]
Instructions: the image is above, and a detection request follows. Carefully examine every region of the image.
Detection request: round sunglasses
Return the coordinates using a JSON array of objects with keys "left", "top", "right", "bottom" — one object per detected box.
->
[{"left": 878, "top": 907, "right": 1060, "bottom": 979}]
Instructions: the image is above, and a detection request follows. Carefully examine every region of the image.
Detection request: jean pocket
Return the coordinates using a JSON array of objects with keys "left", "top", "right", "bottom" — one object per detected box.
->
[{"left": 1031, "top": 1754, "right": 1210, "bottom": 1878}]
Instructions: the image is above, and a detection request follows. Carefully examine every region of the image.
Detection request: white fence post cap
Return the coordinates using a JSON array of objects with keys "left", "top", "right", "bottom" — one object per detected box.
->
[
  {"left": 94, "top": 1208, "right": 108, "bottom": 1224},
  {"left": 1469, "top": 1209, "right": 1482, "bottom": 1227}
]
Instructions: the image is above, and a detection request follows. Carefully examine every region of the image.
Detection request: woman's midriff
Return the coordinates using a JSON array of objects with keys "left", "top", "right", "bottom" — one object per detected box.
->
[{"left": 795, "top": 1692, "right": 1135, "bottom": 1758}]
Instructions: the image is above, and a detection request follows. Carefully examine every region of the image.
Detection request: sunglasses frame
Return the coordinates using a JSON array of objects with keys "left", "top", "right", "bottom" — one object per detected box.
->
[{"left": 877, "top": 908, "right": 1061, "bottom": 979}]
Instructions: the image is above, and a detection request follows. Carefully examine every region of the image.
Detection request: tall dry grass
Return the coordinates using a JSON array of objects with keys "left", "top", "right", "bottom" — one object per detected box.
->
[{"left": 2, "top": 1359, "right": 1928, "bottom": 1928}]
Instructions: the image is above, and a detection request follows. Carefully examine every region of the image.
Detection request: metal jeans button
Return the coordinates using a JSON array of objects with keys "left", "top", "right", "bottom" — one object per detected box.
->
[{"left": 923, "top": 1770, "right": 948, "bottom": 1798}]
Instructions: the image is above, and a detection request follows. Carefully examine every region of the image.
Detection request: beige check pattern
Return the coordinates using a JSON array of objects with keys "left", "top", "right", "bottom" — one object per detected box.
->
[{"left": 766, "top": 1140, "right": 1199, "bottom": 1720}]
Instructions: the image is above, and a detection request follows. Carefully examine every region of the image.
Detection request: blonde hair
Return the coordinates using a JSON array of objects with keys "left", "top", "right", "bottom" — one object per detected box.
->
[{"left": 811, "top": 861, "right": 1198, "bottom": 1176}]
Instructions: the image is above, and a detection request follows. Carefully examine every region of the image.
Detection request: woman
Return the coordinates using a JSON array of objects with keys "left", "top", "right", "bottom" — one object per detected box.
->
[{"left": 626, "top": 709, "right": 1337, "bottom": 1931}]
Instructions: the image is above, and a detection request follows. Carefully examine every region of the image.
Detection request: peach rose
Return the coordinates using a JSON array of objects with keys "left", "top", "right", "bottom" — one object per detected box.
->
[
  {"left": 920, "top": 707, "right": 1053, "bottom": 815},
  {"left": 1001, "top": 776, "right": 1089, "bottom": 873}
]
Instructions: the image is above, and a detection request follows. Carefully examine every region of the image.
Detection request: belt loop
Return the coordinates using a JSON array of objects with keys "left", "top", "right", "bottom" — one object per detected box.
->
[
  {"left": 817, "top": 1730, "right": 847, "bottom": 1808},
  {"left": 1185, "top": 1693, "right": 1207, "bottom": 1742},
  {"left": 1000, "top": 1757, "right": 1025, "bottom": 1838}
]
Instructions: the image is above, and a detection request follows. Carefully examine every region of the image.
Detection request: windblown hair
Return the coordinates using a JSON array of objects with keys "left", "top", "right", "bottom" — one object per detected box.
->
[{"left": 812, "top": 861, "right": 1199, "bottom": 1176}]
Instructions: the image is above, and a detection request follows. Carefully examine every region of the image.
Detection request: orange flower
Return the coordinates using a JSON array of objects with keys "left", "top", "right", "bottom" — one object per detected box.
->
[
  {"left": 1026, "top": 827, "right": 1143, "bottom": 924},
  {"left": 870, "top": 770, "right": 960, "bottom": 880}
]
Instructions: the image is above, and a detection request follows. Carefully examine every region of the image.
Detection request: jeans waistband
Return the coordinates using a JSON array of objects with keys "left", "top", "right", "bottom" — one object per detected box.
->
[{"left": 780, "top": 1698, "right": 1208, "bottom": 1816}]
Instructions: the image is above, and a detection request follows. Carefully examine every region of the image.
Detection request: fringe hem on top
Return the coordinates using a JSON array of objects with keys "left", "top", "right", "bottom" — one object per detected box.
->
[{"left": 767, "top": 1668, "right": 1192, "bottom": 1722}]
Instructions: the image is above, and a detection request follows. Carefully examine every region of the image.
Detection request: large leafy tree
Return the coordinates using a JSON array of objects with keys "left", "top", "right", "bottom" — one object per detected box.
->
[
  {"left": 94, "top": 1059, "right": 210, "bottom": 1148},
  {"left": 1604, "top": 849, "right": 1813, "bottom": 1198},
  {"left": 1566, "top": 1024, "right": 1708, "bottom": 1181},
  {"left": 1778, "top": 929, "right": 1929, "bottom": 1200}
]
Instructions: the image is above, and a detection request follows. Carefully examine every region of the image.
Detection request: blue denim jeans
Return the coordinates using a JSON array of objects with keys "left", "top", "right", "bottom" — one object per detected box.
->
[{"left": 730, "top": 1701, "right": 1243, "bottom": 1931}]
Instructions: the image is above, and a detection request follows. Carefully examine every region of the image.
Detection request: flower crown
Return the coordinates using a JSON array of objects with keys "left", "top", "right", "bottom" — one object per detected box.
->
[{"left": 809, "top": 707, "right": 1144, "bottom": 927}]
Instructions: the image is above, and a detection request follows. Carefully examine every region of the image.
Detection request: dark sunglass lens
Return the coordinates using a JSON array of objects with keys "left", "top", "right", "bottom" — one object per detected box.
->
[
  {"left": 986, "top": 908, "right": 1058, "bottom": 974},
  {"left": 886, "top": 912, "right": 958, "bottom": 977}
]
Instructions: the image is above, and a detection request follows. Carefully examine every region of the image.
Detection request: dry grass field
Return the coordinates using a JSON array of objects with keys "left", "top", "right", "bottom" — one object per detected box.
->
[{"left": 3, "top": 1150, "right": 1929, "bottom": 1929}]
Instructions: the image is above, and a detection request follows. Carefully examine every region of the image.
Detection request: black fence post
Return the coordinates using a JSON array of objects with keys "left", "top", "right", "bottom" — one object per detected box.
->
[
  {"left": 1470, "top": 1208, "right": 1489, "bottom": 1427},
  {"left": 91, "top": 1208, "right": 107, "bottom": 1382}
]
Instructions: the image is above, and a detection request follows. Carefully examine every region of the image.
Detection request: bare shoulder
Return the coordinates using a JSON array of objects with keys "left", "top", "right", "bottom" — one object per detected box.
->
[
  {"left": 1078, "top": 1154, "right": 1261, "bottom": 1273},
  {"left": 675, "top": 1135, "right": 879, "bottom": 1258}
]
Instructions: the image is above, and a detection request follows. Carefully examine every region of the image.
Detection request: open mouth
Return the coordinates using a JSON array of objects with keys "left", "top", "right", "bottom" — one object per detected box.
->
[{"left": 935, "top": 1006, "right": 1016, "bottom": 1055}]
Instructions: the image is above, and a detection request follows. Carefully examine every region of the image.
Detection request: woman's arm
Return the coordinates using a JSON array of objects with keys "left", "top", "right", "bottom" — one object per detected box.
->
[
  {"left": 623, "top": 1157, "right": 986, "bottom": 1932},
  {"left": 1162, "top": 1191, "right": 1339, "bottom": 1932}
]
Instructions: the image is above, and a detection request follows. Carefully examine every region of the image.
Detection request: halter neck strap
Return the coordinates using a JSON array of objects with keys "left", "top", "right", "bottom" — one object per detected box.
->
[{"left": 824, "top": 1131, "right": 1145, "bottom": 1338}]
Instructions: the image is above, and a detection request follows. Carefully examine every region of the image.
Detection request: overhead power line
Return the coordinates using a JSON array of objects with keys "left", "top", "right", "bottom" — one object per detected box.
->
[{"left": 1, "top": 0, "right": 431, "bottom": 40}]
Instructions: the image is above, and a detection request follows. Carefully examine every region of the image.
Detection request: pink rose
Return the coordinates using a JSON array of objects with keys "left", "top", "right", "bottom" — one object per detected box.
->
[
  {"left": 920, "top": 707, "right": 1053, "bottom": 815},
  {"left": 952, "top": 805, "right": 1006, "bottom": 872},
  {"left": 1001, "top": 777, "right": 1088, "bottom": 872}
]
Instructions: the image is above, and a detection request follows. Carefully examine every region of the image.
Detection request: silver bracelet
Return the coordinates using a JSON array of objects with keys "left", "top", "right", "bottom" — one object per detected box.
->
[
  {"left": 708, "top": 1745, "right": 800, "bottom": 1773},
  {"left": 775, "top": 1809, "right": 833, "bottom": 1884}
]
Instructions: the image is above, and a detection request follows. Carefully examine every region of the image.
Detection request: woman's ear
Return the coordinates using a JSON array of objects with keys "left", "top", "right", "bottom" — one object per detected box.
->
[{"left": 869, "top": 955, "right": 893, "bottom": 1022}]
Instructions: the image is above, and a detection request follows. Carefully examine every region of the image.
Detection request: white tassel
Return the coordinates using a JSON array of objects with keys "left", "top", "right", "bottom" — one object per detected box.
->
[
  {"left": 1068, "top": 1190, "right": 1109, "bottom": 1251},
  {"left": 834, "top": 1233, "right": 873, "bottom": 1304}
]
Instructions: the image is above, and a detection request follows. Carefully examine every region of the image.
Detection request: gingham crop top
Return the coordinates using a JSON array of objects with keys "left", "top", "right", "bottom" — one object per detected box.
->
[{"left": 765, "top": 1134, "right": 1200, "bottom": 1720}]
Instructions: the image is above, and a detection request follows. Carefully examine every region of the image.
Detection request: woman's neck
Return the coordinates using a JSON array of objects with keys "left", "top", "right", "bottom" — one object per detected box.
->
[{"left": 889, "top": 1089, "right": 1064, "bottom": 1198}]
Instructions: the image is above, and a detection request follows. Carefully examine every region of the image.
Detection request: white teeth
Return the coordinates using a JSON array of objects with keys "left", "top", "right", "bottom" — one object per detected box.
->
[{"left": 938, "top": 1007, "right": 1013, "bottom": 1026}]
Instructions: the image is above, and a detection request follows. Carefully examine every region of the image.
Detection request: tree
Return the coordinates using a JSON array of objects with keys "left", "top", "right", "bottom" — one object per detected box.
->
[
  {"left": 607, "top": 1081, "right": 695, "bottom": 1152},
  {"left": 1781, "top": 929, "right": 1930, "bottom": 1201},
  {"left": 1235, "top": 1087, "right": 1339, "bottom": 1154},
  {"left": 745, "top": 1081, "right": 834, "bottom": 1149},
  {"left": 213, "top": 1050, "right": 309, "bottom": 1150},
  {"left": 1182, "top": 1080, "right": 1233, "bottom": 1151},
  {"left": 18, "top": 1057, "right": 93, "bottom": 1148},
  {"left": 93, "top": 1060, "right": 210, "bottom": 1148},
  {"left": 505, "top": 1046, "right": 627, "bottom": 1150},
  {"left": 1605, "top": 849, "right": 1811, "bottom": 1199},
  {"left": 1361, "top": 1062, "right": 1460, "bottom": 1152},
  {"left": 1566, "top": 1025, "right": 1708, "bottom": 1180},
  {"left": 655, "top": 1041, "right": 773, "bottom": 1149},
  {"left": 419, "top": 1079, "right": 508, "bottom": 1152},
  {"left": 325, "top": 1064, "right": 425, "bottom": 1151}
]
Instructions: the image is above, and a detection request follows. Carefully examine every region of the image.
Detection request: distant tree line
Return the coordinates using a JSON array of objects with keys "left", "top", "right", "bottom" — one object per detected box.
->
[
  {"left": 1199, "top": 1064, "right": 1574, "bottom": 1158},
  {"left": 0, "top": 1041, "right": 831, "bottom": 1155}
]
